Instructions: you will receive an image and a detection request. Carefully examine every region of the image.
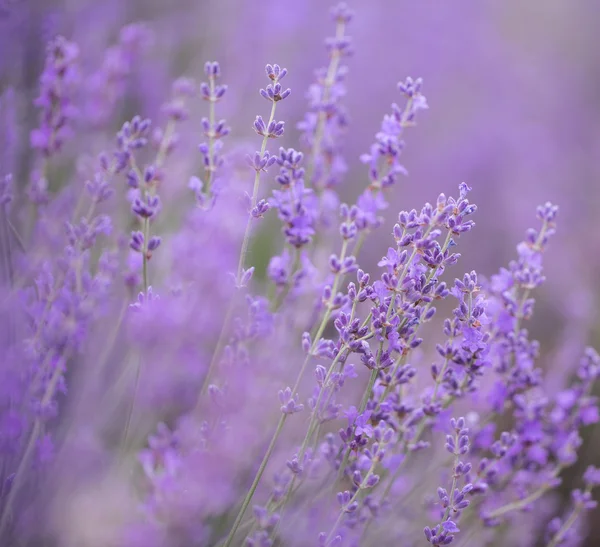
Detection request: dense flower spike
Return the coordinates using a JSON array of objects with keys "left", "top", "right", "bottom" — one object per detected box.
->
[
  {"left": 297, "top": 3, "right": 353, "bottom": 232},
  {"left": 299, "top": 3, "right": 353, "bottom": 193},
  {"left": 354, "top": 77, "right": 429, "bottom": 233},
  {"left": 0, "top": 4, "right": 597, "bottom": 547},
  {"left": 30, "top": 36, "right": 80, "bottom": 157},
  {"left": 84, "top": 23, "right": 152, "bottom": 127}
]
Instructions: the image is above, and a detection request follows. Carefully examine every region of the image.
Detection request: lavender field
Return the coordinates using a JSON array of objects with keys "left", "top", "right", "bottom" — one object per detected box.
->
[{"left": 1, "top": 1, "right": 600, "bottom": 546}]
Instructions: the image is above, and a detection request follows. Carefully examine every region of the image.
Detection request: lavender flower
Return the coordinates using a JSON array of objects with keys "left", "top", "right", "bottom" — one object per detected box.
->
[
  {"left": 83, "top": 23, "right": 152, "bottom": 127},
  {"left": 237, "top": 63, "right": 291, "bottom": 284},
  {"left": 298, "top": 3, "right": 353, "bottom": 195},
  {"left": 30, "top": 36, "right": 80, "bottom": 157},
  {"left": 0, "top": 4, "right": 597, "bottom": 547},
  {"left": 424, "top": 417, "right": 476, "bottom": 545},
  {"left": 193, "top": 61, "right": 230, "bottom": 200}
]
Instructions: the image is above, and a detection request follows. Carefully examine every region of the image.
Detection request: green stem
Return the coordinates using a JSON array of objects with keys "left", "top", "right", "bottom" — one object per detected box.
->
[
  {"left": 205, "top": 76, "right": 217, "bottom": 194},
  {"left": 120, "top": 352, "right": 143, "bottom": 455},
  {"left": 547, "top": 497, "right": 586, "bottom": 547},
  {"left": 306, "top": 20, "right": 346, "bottom": 190},
  {"left": 222, "top": 414, "right": 287, "bottom": 547},
  {"left": 270, "top": 246, "right": 300, "bottom": 312},
  {"left": 142, "top": 217, "right": 149, "bottom": 293},
  {"left": 197, "top": 301, "right": 235, "bottom": 399},
  {"left": 236, "top": 100, "right": 277, "bottom": 284},
  {"left": 325, "top": 454, "right": 381, "bottom": 544},
  {"left": 486, "top": 467, "right": 562, "bottom": 519},
  {"left": 155, "top": 119, "right": 176, "bottom": 169},
  {"left": 200, "top": 100, "right": 278, "bottom": 394},
  {"left": 0, "top": 352, "right": 67, "bottom": 537},
  {"left": 336, "top": 367, "right": 378, "bottom": 482}
]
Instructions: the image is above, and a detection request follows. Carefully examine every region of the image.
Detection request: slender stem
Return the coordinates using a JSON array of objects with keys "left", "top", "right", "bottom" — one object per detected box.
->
[
  {"left": 441, "top": 448, "right": 460, "bottom": 522},
  {"left": 142, "top": 217, "right": 149, "bottom": 293},
  {"left": 197, "top": 302, "right": 235, "bottom": 399},
  {"left": 266, "top": 309, "right": 371, "bottom": 542},
  {"left": 336, "top": 367, "right": 378, "bottom": 482},
  {"left": 0, "top": 352, "right": 67, "bottom": 537},
  {"left": 155, "top": 119, "right": 176, "bottom": 169},
  {"left": 270, "top": 246, "right": 300, "bottom": 312},
  {"left": 306, "top": 20, "right": 346, "bottom": 190},
  {"left": 359, "top": 370, "right": 378, "bottom": 415},
  {"left": 120, "top": 352, "right": 143, "bottom": 455},
  {"left": 325, "top": 455, "right": 380, "bottom": 545},
  {"left": 432, "top": 335, "right": 456, "bottom": 401},
  {"left": 236, "top": 100, "right": 277, "bottom": 284},
  {"left": 486, "top": 468, "right": 562, "bottom": 519},
  {"left": 204, "top": 101, "right": 279, "bottom": 395},
  {"left": 205, "top": 77, "right": 217, "bottom": 194},
  {"left": 6, "top": 216, "right": 26, "bottom": 254},
  {"left": 488, "top": 487, "right": 548, "bottom": 519},
  {"left": 286, "top": 239, "right": 349, "bottom": 398},
  {"left": 222, "top": 414, "right": 287, "bottom": 547},
  {"left": 547, "top": 497, "right": 587, "bottom": 547}
]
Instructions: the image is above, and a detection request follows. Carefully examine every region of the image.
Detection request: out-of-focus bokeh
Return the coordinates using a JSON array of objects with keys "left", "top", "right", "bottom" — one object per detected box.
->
[
  {"left": 2, "top": 0, "right": 600, "bottom": 543},
  {"left": 3, "top": 0, "right": 599, "bottom": 332}
]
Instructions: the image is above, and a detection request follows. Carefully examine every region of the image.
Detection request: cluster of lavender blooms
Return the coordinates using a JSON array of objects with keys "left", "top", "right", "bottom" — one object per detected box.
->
[{"left": 0, "top": 3, "right": 598, "bottom": 547}]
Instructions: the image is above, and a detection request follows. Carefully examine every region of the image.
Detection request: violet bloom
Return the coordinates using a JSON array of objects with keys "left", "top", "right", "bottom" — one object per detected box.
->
[
  {"left": 83, "top": 23, "right": 152, "bottom": 127},
  {"left": 0, "top": 4, "right": 598, "bottom": 547},
  {"left": 194, "top": 61, "right": 230, "bottom": 201},
  {"left": 30, "top": 36, "right": 80, "bottom": 157}
]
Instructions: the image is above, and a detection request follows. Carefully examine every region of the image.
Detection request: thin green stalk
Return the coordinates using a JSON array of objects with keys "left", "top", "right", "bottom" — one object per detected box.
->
[
  {"left": 200, "top": 101, "right": 278, "bottom": 396},
  {"left": 441, "top": 447, "right": 460, "bottom": 522},
  {"left": 205, "top": 76, "right": 217, "bottom": 194},
  {"left": 306, "top": 19, "right": 347, "bottom": 189},
  {"left": 325, "top": 452, "right": 381, "bottom": 544},
  {"left": 270, "top": 246, "right": 300, "bottom": 312},
  {"left": 120, "top": 352, "right": 143, "bottom": 455},
  {"left": 486, "top": 483, "right": 552, "bottom": 519},
  {"left": 284, "top": 239, "right": 349, "bottom": 399},
  {"left": 336, "top": 367, "right": 378, "bottom": 482},
  {"left": 155, "top": 119, "right": 176, "bottom": 170},
  {"left": 267, "top": 313, "right": 372, "bottom": 541},
  {"left": 236, "top": 100, "right": 277, "bottom": 283},
  {"left": 547, "top": 495, "right": 587, "bottom": 547},
  {"left": 361, "top": 358, "right": 477, "bottom": 541},
  {"left": 142, "top": 216, "right": 149, "bottom": 293},
  {"left": 197, "top": 302, "right": 235, "bottom": 399},
  {"left": 0, "top": 352, "right": 67, "bottom": 537},
  {"left": 222, "top": 414, "right": 287, "bottom": 547}
]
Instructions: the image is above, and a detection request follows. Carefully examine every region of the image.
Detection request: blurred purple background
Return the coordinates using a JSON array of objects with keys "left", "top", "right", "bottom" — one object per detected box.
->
[{"left": 3, "top": 0, "right": 599, "bottom": 338}]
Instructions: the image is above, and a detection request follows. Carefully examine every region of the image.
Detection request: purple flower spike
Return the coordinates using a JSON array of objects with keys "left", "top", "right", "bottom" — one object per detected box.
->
[
  {"left": 30, "top": 36, "right": 80, "bottom": 157},
  {"left": 4, "top": 8, "right": 597, "bottom": 547}
]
